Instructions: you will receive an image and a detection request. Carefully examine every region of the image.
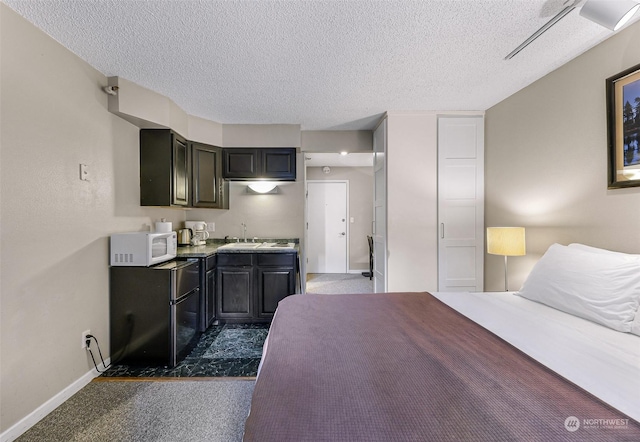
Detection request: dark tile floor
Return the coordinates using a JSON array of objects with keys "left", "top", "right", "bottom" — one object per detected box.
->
[{"left": 101, "top": 323, "right": 270, "bottom": 378}]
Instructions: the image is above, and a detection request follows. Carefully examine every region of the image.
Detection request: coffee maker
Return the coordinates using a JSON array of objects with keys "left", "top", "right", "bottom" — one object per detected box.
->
[{"left": 185, "top": 221, "right": 209, "bottom": 245}]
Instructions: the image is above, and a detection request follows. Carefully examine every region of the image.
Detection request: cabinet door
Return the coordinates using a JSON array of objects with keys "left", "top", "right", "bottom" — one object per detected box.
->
[
  {"left": 216, "top": 267, "right": 253, "bottom": 319},
  {"left": 260, "top": 148, "right": 296, "bottom": 180},
  {"left": 437, "top": 116, "right": 484, "bottom": 292},
  {"left": 140, "top": 129, "right": 188, "bottom": 207},
  {"left": 223, "top": 148, "right": 259, "bottom": 179},
  {"left": 256, "top": 267, "right": 295, "bottom": 318},
  {"left": 172, "top": 135, "right": 189, "bottom": 206},
  {"left": 205, "top": 268, "right": 216, "bottom": 327},
  {"left": 191, "top": 142, "right": 227, "bottom": 209}
]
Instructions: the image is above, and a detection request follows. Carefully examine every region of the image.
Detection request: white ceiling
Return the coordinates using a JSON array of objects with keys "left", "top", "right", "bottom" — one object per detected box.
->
[{"left": 3, "top": 0, "right": 638, "bottom": 131}]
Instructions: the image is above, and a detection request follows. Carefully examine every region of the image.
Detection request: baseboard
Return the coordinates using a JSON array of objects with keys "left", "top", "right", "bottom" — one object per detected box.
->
[
  {"left": 348, "top": 269, "right": 369, "bottom": 274},
  {"left": 0, "top": 359, "right": 110, "bottom": 442}
]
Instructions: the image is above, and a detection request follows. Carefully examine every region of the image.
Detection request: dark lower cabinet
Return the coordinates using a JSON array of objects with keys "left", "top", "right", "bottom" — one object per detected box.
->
[
  {"left": 216, "top": 252, "right": 297, "bottom": 322},
  {"left": 204, "top": 255, "right": 217, "bottom": 329},
  {"left": 217, "top": 253, "right": 254, "bottom": 320},
  {"left": 217, "top": 268, "right": 253, "bottom": 319},
  {"left": 256, "top": 253, "right": 296, "bottom": 318}
]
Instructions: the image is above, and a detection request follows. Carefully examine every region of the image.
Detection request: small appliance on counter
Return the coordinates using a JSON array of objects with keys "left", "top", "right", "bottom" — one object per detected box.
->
[
  {"left": 184, "top": 221, "right": 209, "bottom": 245},
  {"left": 177, "top": 228, "right": 192, "bottom": 246},
  {"left": 110, "top": 231, "right": 177, "bottom": 266},
  {"left": 154, "top": 218, "right": 172, "bottom": 233}
]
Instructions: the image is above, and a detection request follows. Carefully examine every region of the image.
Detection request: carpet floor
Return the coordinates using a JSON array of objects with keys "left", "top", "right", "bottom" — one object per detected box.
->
[
  {"left": 16, "top": 379, "right": 254, "bottom": 442},
  {"left": 306, "top": 273, "right": 374, "bottom": 294}
]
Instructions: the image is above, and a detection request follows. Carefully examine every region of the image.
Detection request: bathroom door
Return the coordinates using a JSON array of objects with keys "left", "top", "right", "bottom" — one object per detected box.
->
[{"left": 306, "top": 181, "right": 348, "bottom": 273}]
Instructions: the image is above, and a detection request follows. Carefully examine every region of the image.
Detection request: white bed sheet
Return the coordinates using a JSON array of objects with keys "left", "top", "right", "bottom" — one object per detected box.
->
[{"left": 432, "top": 291, "right": 640, "bottom": 422}]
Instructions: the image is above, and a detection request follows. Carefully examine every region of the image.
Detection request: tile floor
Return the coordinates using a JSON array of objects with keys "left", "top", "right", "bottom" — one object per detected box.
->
[{"left": 101, "top": 323, "right": 269, "bottom": 378}]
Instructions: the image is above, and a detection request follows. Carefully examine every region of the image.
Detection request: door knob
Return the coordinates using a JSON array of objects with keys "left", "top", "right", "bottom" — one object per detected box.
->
[{"left": 340, "top": 232, "right": 346, "bottom": 236}]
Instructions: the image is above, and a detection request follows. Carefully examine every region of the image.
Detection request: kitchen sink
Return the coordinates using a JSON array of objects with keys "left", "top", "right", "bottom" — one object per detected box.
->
[
  {"left": 257, "top": 242, "right": 296, "bottom": 249},
  {"left": 217, "top": 242, "right": 261, "bottom": 250}
]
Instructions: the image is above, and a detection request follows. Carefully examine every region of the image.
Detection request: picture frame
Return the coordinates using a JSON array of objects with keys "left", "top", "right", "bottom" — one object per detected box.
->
[{"left": 607, "top": 62, "right": 640, "bottom": 189}]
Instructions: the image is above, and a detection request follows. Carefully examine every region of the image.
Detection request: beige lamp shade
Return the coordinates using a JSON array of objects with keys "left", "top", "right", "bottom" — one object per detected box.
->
[{"left": 487, "top": 227, "right": 526, "bottom": 256}]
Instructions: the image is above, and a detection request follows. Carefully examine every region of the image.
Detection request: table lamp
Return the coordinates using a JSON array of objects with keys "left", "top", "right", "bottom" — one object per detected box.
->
[{"left": 487, "top": 227, "right": 526, "bottom": 291}]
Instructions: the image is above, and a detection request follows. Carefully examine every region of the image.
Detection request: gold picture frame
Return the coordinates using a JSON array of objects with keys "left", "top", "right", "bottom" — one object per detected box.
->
[{"left": 607, "top": 62, "right": 640, "bottom": 188}]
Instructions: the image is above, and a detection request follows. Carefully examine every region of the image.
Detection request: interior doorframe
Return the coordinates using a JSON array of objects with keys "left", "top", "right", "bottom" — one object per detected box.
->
[{"left": 305, "top": 179, "right": 350, "bottom": 275}]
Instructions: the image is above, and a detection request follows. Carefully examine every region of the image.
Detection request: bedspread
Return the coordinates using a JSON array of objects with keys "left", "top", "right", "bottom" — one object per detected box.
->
[{"left": 244, "top": 293, "right": 640, "bottom": 441}]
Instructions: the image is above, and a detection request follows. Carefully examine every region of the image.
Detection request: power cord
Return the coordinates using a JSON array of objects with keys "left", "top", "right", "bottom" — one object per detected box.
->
[{"left": 85, "top": 334, "right": 111, "bottom": 373}]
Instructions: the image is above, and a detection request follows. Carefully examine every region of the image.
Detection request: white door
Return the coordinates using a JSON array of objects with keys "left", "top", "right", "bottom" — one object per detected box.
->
[
  {"left": 437, "top": 116, "right": 484, "bottom": 291},
  {"left": 373, "top": 119, "right": 387, "bottom": 292},
  {"left": 307, "top": 181, "right": 348, "bottom": 273}
]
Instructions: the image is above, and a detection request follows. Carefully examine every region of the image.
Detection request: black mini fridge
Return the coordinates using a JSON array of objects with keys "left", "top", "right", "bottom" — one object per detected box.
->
[{"left": 110, "top": 259, "right": 201, "bottom": 367}]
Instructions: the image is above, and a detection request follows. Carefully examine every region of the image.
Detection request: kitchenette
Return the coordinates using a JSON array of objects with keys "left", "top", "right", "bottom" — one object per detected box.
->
[{"left": 108, "top": 128, "right": 302, "bottom": 370}]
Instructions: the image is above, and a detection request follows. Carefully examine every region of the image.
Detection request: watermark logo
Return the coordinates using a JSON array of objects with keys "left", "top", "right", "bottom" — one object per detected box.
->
[
  {"left": 564, "top": 416, "right": 630, "bottom": 432},
  {"left": 564, "top": 416, "right": 580, "bottom": 432}
]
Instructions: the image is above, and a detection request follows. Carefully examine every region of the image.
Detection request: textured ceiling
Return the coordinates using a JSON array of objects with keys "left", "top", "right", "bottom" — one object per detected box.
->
[{"left": 3, "top": 0, "right": 638, "bottom": 130}]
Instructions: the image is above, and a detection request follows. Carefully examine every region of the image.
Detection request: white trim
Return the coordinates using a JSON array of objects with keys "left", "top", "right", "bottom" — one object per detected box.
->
[{"left": 0, "top": 359, "right": 109, "bottom": 442}]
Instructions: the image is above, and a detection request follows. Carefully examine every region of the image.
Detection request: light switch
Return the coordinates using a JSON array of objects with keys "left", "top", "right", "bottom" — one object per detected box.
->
[
  {"left": 79, "top": 164, "right": 89, "bottom": 181},
  {"left": 350, "top": 217, "right": 355, "bottom": 223}
]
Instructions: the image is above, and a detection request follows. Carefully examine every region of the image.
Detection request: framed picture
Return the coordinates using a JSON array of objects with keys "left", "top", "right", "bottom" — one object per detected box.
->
[{"left": 607, "top": 62, "right": 640, "bottom": 188}]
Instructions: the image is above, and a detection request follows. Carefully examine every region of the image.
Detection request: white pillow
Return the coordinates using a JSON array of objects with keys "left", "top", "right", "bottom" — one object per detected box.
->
[
  {"left": 516, "top": 243, "right": 640, "bottom": 333},
  {"left": 568, "top": 243, "right": 640, "bottom": 336},
  {"left": 568, "top": 243, "right": 640, "bottom": 258}
]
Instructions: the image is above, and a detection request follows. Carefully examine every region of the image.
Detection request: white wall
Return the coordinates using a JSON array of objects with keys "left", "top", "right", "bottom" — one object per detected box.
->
[
  {"left": 0, "top": 5, "right": 186, "bottom": 435},
  {"left": 485, "top": 20, "right": 640, "bottom": 291},
  {"left": 307, "top": 166, "right": 374, "bottom": 271}
]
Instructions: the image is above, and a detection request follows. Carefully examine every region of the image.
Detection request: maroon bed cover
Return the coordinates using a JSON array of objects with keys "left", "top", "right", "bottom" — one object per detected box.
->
[{"left": 243, "top": 292, "right": 640, "bottom": 441}]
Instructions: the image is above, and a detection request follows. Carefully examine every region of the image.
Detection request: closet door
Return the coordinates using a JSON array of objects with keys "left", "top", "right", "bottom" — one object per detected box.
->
[
  {"left": 438, "top": 116, "right": 484, "bottom": 291},
  {"left": 373, "top": 119, "right": 387, "bottom": 292}
]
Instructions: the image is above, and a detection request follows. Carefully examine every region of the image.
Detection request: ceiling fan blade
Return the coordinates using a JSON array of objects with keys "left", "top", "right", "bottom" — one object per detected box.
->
[{"left": 505, "top": 3, "right": 578, "bottom": 60}]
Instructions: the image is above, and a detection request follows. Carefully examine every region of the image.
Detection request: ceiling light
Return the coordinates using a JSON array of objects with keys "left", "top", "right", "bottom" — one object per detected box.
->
[
  {"left": 247, "top": 182, "right": 278, "bottom": 194},
  {"left": 580, "top": 0, "right": 640, "bottom": 31},
  {"left": 340, "top": 151, "right": 348, "bottom": 156}
]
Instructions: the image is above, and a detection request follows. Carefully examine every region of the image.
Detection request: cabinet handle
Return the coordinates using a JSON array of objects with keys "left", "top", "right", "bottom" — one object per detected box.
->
[{"left": 440, "top": 223, "right": 444, "bottom": 239}]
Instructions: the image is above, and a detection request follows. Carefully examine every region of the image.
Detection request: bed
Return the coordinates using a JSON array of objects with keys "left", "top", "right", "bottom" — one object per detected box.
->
[{"left": 243, "top": 244, "right": 640, "bottom": 441}]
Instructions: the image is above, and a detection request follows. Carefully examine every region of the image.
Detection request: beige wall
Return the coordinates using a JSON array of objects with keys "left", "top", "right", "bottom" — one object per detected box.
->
[
  {"left": 307, "top": 167, "right": 374, "bottom": 271},
  {"left": 301, "top": 130, "right": 372, "bottom": 152},
  {"left": 386, "top": 112, "right": 439, "bottom": 292},
  {"left": 485, "top": 20, "right": 640, "bottom": 292},
  {"left": 0, "top": 5, "right": 187, "bottom": 434},
  {"left": 187, "top": 152, "right": 305, "bottom": 240}
]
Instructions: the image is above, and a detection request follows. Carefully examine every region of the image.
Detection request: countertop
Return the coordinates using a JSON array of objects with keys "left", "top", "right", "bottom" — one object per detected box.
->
[{"left": 176, "top": 239, "right": 299, "bottom": 258}]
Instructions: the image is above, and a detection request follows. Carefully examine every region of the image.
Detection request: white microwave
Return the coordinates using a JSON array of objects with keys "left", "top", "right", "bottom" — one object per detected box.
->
[{"left": 110, "top": 231, "right": 177, "bottom": 266}]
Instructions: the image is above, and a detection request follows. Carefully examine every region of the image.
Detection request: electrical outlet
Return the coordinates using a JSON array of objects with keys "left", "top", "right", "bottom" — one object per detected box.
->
[
  {"left": 81, "top": 330, "right": 91, "bottom": 349},
  {"left": 206, "top": 222, "right": 215, "bottom": 232}
]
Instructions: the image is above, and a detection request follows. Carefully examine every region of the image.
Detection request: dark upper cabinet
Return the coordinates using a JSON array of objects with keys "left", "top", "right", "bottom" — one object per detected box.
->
[
  {"left": 190, "top": 142, "right": 229, "bottom": 209},
  {"left": 223, "top": 148, "right": 296, "bottom": 180},
  {"left": 140, "top": 129, "right": 189, "bottom": 207}
]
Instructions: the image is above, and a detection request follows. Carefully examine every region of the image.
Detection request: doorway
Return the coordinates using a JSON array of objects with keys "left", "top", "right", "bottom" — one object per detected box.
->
[
  {"left": 303, "top": 152, "right": 374, "bottom": 293},
  {"left": 306, "top": 181, "right": 349, "bottom": 273}
]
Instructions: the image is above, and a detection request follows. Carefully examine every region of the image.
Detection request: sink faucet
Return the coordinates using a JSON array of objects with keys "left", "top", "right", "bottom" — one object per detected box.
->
[{"left": 241, "top": 222, "right": 247, "bottom": 242}]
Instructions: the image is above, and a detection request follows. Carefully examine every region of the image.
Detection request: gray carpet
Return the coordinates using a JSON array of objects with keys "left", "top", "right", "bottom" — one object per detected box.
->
[
  {"left": 306, "top": 273, "right": 374, "bottom": 294},
  {"left": 17, "top": 379, "right": 254, "bottom": 442}
]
